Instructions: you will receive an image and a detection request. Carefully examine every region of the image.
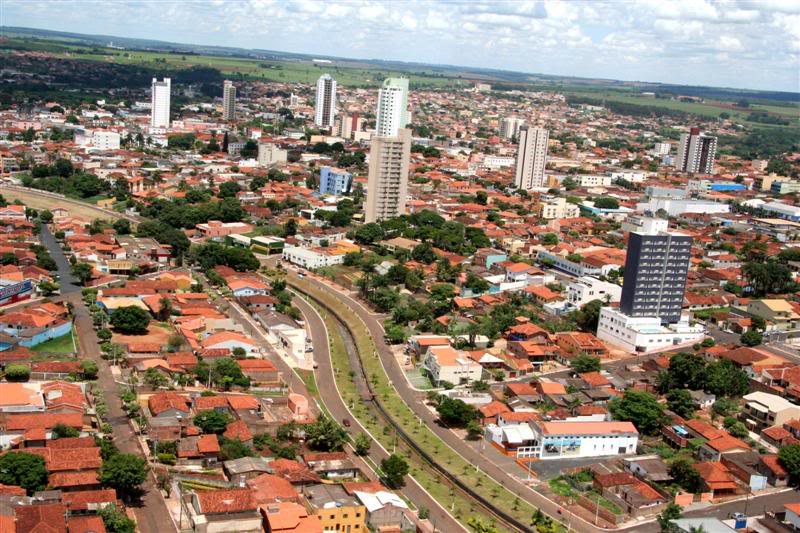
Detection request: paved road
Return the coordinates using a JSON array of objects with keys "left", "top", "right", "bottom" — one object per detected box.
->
[
  {"left": 291, "top": 293, "right": 466, "bottom": 533},
  {"left": 42, "top": 229, "right": 176, "bottom": 532}
]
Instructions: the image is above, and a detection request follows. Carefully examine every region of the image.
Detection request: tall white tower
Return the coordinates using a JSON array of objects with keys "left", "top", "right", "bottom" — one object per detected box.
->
[
  {"left": 222, "top": 80, "right": 236, "bottom": 121},
  {"left": 314, "top": 74, "right": 337, "bottom": 128},
  {"left": 150, "top": 77, "right": 171, "bottom": 129},
  {"left": 513, "top": 126, "right": 549, "bottom": 190},
  {"left": 375, "top": 78, "right": 409, "bottom": 137}
]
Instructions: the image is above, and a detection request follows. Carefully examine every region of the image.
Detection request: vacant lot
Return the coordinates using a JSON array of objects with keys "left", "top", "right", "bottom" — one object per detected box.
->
[{"left": 0, "top": 188, "right": 123, "bottom": 221}]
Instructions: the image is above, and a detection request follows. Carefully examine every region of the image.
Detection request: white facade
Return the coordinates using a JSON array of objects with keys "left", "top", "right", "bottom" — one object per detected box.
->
[
  {"left": 282, "top": 245, "right": 344, "bottom": 269},
  {"left": 621, "top": 216, "right": 668, "bottom": 235},
  {"left": 375, "top": 78, "right": 409, "bottom": 137},
  {"left": 637, "top": 198, "right": 730, "bottom": 217},
  {"left": 539, "top": 197, "right": 580, "bottom": 220},
  {"left": 596, "top": 307, "right": 706, "bottom": 354},
  {"left": 257, "top": 143, "right": 288, "bottom": 167},
  {"left": 483, "top": 155, "right": 515, "bottom": 170},
  {"left": 500, "top": 116, "right": 525, "bottom": 140},
  {"left": 270, "top": 323, "right": 308, "bottom": 367},
  {"left": 676, "top": 130, "right": 717, "bottom": 174},
  {"left": 567, "top": 276, "right": 622, "bottom": 308},
  {"left": 423, "top": 346, "right": 483, "bottom": 385},
  {"left": 514, "top": 126, "right": 549, "bottom": 190},
  {"left": 150, "top": 77, "right": 171, "bottom": 129},
  {"left": 222, "top": 80, "right": 236, "bottom": 121},
  {"left": 314, "top": 74, "right": 337, "bottom": 128},
  {"left": 610, "top": 171, "right": 647, "bottom": 183},
  {"left": 578, "top": 175, "right": 612, "bottom": 187}
]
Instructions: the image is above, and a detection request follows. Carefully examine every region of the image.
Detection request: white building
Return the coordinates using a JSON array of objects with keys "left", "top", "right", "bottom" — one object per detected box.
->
[
  {"left": 483, "top": 155, "right": 515, "bottom": 170},
  {"left": 375, "top": 78, "right": 409, "bottom": 137},
  {"left": 652, "top": 142, "right": 671, "bottom": 156},
  {"left": 637, "top": 198, "right": 730, "bottom": 217},
  {"left": 365, "top": 129, "right": 411, "bottom": 223},
  {"left": 270, "top": 323, "right": 308, "bottom": 367},
  {"left": 222, "top": 80, "right": 236, "bottom": 121},
  {"left": 676, "top": 128, "right": 717, "bottom": 174},
  {"left": 567, "top": 276, "right": 622, "bottom": 308},
  {"left": 257, "top": 143, "right": 287, "bottom": 167},
  {"left": 500, "top": 116, "right": 525, "bottom": 140},
  {"left": 578, "top": 174, "right": 612, "bottom": 187},
  {"left": 422, "top": 345, "right": 483, "bottom": 385},
  {"left": 282, "top": 245, "right": 345, "bottom": 269},
  {"left": 596, "top": 307, "right": 706, "bottom": 354},
  {"left": 92, "top": 130, "right": 120, "bottom": 150},
  {"left": 150, "top": 77, "right": 171, "bottom": 129},
  {"left": 514, "top": 126, "right": 549, "bottom": 190},
  {"left": 314, "top": 74, "right": 337, "bottom": 128},
  {"left": 610, "top": 171, "right": 647, "bottom": 183},
  {"left": 539, "top": 196, "right": 580, "bottom": 220},
  {"left": 621, "top": 215, "right": 669, "bottom": 235}
]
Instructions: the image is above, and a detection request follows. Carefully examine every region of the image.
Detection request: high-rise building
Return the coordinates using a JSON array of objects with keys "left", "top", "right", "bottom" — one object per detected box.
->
[
  {"left": 319, "top": 166, "right": 352, "bottom": 196},
  {"left": 375, "top": 78, "right": 409, "bottom": 137},
  {"left": 676, "top": 127, "right": 717, "bottom": 174},
  {"left": 337, "top": 113, "right": 364, "bottom": 139},
  {"left": 619, "top": 230, "right": 693, "bottom": 325},
  {"left": 500, "top": 116, "right": 525, "bottom": 140},
  {"left": 513, "top": 126, "right": 549, "bottom": 190},
  {"left": 314, "top": 74, "right": 337, "bottom": 128},
  {"left": 222, "top": 80, "right": 236, "bottom": 121},
  {"left": 365, "top": 128, "right": 411, "bottom": 223},
  {"left": 150, "top": 77, "right": 171, "bottom": 128}
]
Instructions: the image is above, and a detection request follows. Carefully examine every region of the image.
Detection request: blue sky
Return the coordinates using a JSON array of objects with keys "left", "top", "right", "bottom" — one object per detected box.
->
[{"left": 2, "top": 0, "right": 799, "bottom": 92}]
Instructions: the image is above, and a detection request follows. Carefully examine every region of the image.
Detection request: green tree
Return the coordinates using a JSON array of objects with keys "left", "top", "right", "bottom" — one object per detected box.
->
[
  {"left": 143, "top": 368, "right": 168, "bottom": 389},
  {"left": 779, "top": 444, "right": 800, "bottom": 485},
  {"left": 193, "top": 411, "right": 231, "bottom": 434},
  {"left": 112, "top": 219, "right": 131, "bottom": 235},
  {"left": 219, "top": 437, "right": 254, "bottom": 461},
  {"left": 570, "top": 354, "right": 601, "bottom": 373},
  {"left": 98, "top": 504, "right": 136, "bottom": 533},
  {"left": 4, "top": 364, "right": 30, "bottom": 382},
  {"left": 666, "top": 389, "right": 695, "bottom": 419},
  {"left": 305, "top": 415, "right": 348, "bottom": 451},
  {"left": 435, "top": 396, "right": 479, "bottom": 427},
  {"left": 354, "top": 433, "right": 371, "bottom": 456},
  {"left": 381, "top": 454, "right": 409, "bottom": 489},
  {"left": 540, "top": 233, "right": 559, "bottom": 245},
  {"left": 574, "top": 299, "right": 603, "bottom": 332},
  {"left": 80, "top": 359, "right": 98, "bottom": 380},
  {"left": 0, "top": 452, "right": 48, "bottom": 495},
  {"left": 354, "top": 223, "right": 385, "bottom": 245},
  {"left": 609, "top": 390, "right": 665, "bottom": 435},
  {"left": 668, "top": 459, "right": 703, "bottom": 493},
  {"left": 740, "top": 329, "right": 763, "bottom": 347},
  {"left": 72, "top": 262, "right": 94, "bottom": 285},
  {"left": 657, "top": 502, "right": 683, "bottom": 533},
  {"left": 110, "top": 306, "right": 150, "bottom": 334},
  {"left": 705, "top": 359, "right": 750, "bottom": 397},
  {"left": 594, "top": 197, "right": 620, "bottom": 209},
  {"left": 662, "top": 352, "right": 707, "bottom": 392},
  {"left": 99, "top": 453, "right": 147, "bottom": 498},
  {"left": 52, "top": 423, "right": 79, "bottom": 439}
]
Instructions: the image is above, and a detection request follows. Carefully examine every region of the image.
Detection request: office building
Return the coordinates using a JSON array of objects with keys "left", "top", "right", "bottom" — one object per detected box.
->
[
  {"left": 620, "top": 230, "right": 692, "bottom": 325},
  {"left": 375, "top": 78, "right": 409, "bottom": 137},
  {"left": 314, "top": 74, "right": 337, "bottom": 128},
  {"left": 676, "top": 127, "right": 717, "bottom": 174},
  {"left": 222, "top": 80, "right": 236, "bottom": 121},
  {"left": 319, "top": 166, "right": 352, "bottom": 196},
  {"left": 500, "top": 116, "right": 525, "bottom": 140},
  {"left": 596, "top": 224, "right": 705, "bottom": 353},
  {"left": 365, "top": 128, "right": 411, "bottom": 223},
  {"left": 514, "top": 126, "right": 549, "bottom": 190},
  {"left": 257, "top": 143, "right": 287, "bottom": 167},
  {"left": 150, "top": 77, "right": 171, "bottom": 129}
]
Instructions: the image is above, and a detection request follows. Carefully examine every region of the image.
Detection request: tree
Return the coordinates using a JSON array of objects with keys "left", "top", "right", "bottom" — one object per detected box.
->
[
  {"left": 219, "top": 437, "right": 254, "bottom": 461},
  {"left": 540, "top": 233, "right": 559, "bottom": 245},
  {"left": 72, "top": 262, "right": 94, "bottom": 285},
  {"left": 570, "top": 354, "right": 601, "bottom": 373},
  {"left": 740, "top": 329, "right": 763, "bottom": 347},
  {"left": 562, "top": 176, "right": 578, "bottom": 190},
  {"left": 99, "top": 504, "right": 136, "bottom": 533},
  {"left": 411, "top": 242, "right": 436, "bottom": 264},
  {"left": 609, "top": 390, "right": 665, "bottom": 435},
  {"left": 52, "top": 423, "right": 80, "bottom": 439},
  {"left": 99, "top": 453, "right": 147, "bottom": 498},
  {"left": 80, "top": 359, "right": 99, "bottom": 380},
  {"left": 657, "top": 502, "right": 683, "bottom": 533},
  {"left": 143, "top": 368, "right": 168, "bottom": 389},
  {"left": 4, "top": 364, "right": 30, "bottom": 382},
  {"left": 381, "top": 454, "right": 409, "bottom": 489},
  {"left": 705, "top": 359, "right": 750, "bottom": 397},
  {"left": 435, "top": 396, "right": 479, "bottom": 427},
  {"left": 354, "top": 433, "right": 371, "bottom": 456},
  {"left": 354, "top": 223, "right": 385, "bottom": 245},
  {"left": 464, "top": 272, "right": 489, "bottom": 294},
  {"left": 283, "top": 218, "right": 297, "bottom": 237},
  {"left": 0, "top": 452, "right": 48, "bottom": 494},
  {"left": 668, "top": 459, "right": 703, "bottom": 493},
  {"left": 466, "top": 420, "right": 483, "bottom": 440},
  {"left": 779, "top": 444, "right": 800, "bottom": 485},
  {"left": 193, "top": 411, "right": 231, "bottom": 434},
  {"left": 662, "top": 352, "right": 707, "bottom": 392},
  {"left": 574, "top": 299, "right": 603, "bottom": 332},
  {"left": 38, "top": 281, "right": 60, "bottom": 296},
  {"left": 305, "top": 415, "right": 348, "bottom": 451},
  {"left": 666, "top": 389, "right": 695, "bottom": 419},
  {"left": 110, "top": 306, "right": 150, "bottom": 334},
  {"left": 594, "top": 197, "right": 620, "bottom": 209},
  {"left": 112, "top": 219, "right": 131, "bottom": 235}
]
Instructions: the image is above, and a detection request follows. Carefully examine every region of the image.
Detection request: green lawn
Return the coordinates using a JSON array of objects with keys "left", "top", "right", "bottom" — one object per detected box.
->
[
  {"left": 31, "top": 327, "right": 77, "bottom": 353},
  {"left": 297, "top": 369, "right": 319, "bottom": 398}
]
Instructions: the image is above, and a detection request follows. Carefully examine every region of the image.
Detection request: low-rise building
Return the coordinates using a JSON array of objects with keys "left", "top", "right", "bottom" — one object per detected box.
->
[{"left": 422, "top": 345, "right": 483, "bottom": 385}]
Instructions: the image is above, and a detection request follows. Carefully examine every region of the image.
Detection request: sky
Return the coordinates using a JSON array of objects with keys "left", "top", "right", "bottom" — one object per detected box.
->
[{"left": 2, "top": 0, "right": 799, "bottom": 92}]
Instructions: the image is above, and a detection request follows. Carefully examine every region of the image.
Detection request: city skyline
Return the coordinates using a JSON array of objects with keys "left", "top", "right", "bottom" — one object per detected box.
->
[{"left": 3, "top": 0, "right": 799, "bottom": 92}]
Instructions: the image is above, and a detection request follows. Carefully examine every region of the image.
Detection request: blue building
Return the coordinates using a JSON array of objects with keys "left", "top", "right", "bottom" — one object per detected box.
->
[
  {"left": 709, "top": 183, "right": 746, "bottom": 192},
  {"left": 319, "top": 166, "right": 352, "bottom": 196}
]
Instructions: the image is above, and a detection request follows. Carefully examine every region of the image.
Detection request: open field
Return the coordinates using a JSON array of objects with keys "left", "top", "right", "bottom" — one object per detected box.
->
[
  {"left": 31, "top": 327, "right": 77, "bottom": 353},
  {"left": 0, "top": 187, "right": 125, "bottom": 221}
]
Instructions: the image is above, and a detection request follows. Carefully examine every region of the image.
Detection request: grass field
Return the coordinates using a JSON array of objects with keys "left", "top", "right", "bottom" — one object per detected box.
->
[
  {"left": 0, "top": 188, "right": 125, "bottom": 221},
  {"left": 32, "top": 327, "right": 77, "bottom": 353}
]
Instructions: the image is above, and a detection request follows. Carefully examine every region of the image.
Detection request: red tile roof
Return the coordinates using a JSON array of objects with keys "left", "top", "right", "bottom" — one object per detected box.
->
[{"left": 196, "top": 488, "right": 257, "bottom": 514}]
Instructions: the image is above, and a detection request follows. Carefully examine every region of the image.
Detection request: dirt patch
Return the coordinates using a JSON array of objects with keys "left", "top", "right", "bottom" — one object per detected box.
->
[{"left": 112, "top": 323, "right": 174, "bottom": 348}]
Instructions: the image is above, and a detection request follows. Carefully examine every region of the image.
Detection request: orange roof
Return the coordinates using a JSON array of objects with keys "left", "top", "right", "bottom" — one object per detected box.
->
[
  {"left": 224, "top": 419, "right": 253, "bottom": 442},
  {"left": 247, "top": 474, "right": 299, "bottom": 503},
  {"left": 537, "top": 381, "right": 567, "bottom": 395},
  {"left": 196, "top": 488, "right": 256, "bottom": 514},
  {"left": 260, "top": 501, "right": 323, "bottom": 532},
  {"left": 197, "top": 434, "right": 221, "bottom": 454}
]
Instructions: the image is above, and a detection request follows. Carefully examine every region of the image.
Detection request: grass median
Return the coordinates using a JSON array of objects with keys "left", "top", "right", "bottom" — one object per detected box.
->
[{"left": 293, "top": 278, "right": 543, "bottom": 531}]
